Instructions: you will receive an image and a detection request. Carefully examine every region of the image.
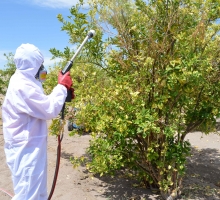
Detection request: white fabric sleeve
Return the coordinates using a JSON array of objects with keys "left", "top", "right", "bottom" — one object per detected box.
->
[{"left": 14, "top": 83, "right": 67, "bottom": 120}]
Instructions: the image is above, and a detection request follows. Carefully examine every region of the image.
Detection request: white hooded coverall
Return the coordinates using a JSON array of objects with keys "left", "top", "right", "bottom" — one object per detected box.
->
[{"left": 2, "top": 43, "right": 67, "bottom": 200}]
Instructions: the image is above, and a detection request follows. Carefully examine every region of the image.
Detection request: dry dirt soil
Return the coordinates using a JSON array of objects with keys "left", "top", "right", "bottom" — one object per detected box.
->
[{"left": 0, "top": 121, "right": 220, "bottom": 200}]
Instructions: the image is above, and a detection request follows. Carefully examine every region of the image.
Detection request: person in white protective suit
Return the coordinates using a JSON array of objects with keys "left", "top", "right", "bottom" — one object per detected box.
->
[{"left": 2, "top": 43, "right": 74, "bottom": 200}]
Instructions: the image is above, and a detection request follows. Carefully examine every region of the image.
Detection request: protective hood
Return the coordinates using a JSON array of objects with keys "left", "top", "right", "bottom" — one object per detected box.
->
[{"left": 14, "top": 43, "right": 44, "bottom": 78}]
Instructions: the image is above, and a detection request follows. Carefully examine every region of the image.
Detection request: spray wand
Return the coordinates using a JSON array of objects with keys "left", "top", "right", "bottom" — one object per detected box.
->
[
  {"left": 62, "top": 30, "right": 96, "bottom": 74},
  {"left": 48, "top": 30, "right": 95, "bottom": 200},
  {"left": 60, "top": 30, "right": 95, "bottom": 118}
]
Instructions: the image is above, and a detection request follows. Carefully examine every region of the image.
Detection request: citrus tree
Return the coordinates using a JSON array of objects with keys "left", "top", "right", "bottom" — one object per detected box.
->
[{"left": 49, "top": 0, "right": 220, "bottom": 198}]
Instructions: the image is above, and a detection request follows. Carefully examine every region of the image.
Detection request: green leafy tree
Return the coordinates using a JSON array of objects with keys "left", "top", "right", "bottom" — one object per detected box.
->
[
  {"left": 50, "top": 0, "right": 220, "bottom": 198},
  {"left": 88, "top": 0, "right": 219, "bottom": 198},
  {"left": 0, "top": 53, "right": 16, "bottom": 96}
]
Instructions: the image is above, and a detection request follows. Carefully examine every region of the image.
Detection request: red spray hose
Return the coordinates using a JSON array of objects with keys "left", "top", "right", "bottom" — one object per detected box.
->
[
  {"left": 0, "top": 188, "right": 13, "bottom": 198},
  {"left": 48, "top": 30, "right": 96, "bottom": 199},
  {"left": 48, "top": 133, "right": 63, "bottom": 200}
]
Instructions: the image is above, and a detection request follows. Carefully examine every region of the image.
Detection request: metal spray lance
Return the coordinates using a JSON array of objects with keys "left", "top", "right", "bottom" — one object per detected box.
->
[
  {"left": 60, "top": 30, "right": 96, "bottom": 119},
  {"left": 62, "top": 30, "right": 96, "bottom": 74}
]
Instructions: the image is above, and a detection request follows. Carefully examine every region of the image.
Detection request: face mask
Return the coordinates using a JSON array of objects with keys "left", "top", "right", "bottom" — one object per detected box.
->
[{"left": 35, "top": 64, "right": 47, "bottom": 82}]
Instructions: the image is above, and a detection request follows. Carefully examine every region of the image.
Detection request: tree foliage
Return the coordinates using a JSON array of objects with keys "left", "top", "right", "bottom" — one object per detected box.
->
[
  {"left": 48, "top": 0, "right": 220, "bottom": 198},
  {"left": 0, "top": 53, "right": 16, "bottom": 96},
  {"left": 50, "top": 0, "right": 219, "bottom": 198}
]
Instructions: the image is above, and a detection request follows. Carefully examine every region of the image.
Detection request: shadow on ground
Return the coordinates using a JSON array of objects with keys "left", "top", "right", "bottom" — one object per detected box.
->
[
  {"left": 96, "top": 174, "right": 161, "bottom": 200},
  {"left": 60, "top": 148, "right": 161, "bottom": 199},
  {"left": 59, "top": 133, "right": 220, "bottom": 200},
  {"left": 91, "top": 145, "right": 220, "bottom": 200},
  {"left": 181, "top": 147, "right": 220, "bottom": 200}
]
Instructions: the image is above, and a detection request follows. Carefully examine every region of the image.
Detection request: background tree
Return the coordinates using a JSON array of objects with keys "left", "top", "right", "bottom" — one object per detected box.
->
[{"left": 0, "top": 53, "right": 16, "bottom": 96}]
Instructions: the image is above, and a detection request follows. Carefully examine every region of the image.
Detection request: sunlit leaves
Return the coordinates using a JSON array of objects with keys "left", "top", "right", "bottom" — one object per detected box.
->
[
  {"left": 41, "top": 0, "right": 220, "bottom": 198},
  {"left": 0, "top": 53, "right": 16, "bottom": 95}
]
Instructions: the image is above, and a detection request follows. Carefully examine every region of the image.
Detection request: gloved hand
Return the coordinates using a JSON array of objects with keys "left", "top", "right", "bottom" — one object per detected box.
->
[
  {"left": 58, "top": 71, "right": 73, "bottom": 89},
  {"left": 69, "top": 88, "right": 75, "bottom": 100}
]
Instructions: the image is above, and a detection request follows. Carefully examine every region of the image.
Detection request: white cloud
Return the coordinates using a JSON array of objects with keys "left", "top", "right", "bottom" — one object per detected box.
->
[{"left": 30, "top": 0, "right": 83, "bottom": 9}]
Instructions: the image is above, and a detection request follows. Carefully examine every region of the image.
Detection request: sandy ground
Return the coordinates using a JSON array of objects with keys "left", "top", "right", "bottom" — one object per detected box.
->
[{"left": 0, "top": 122, "right": 220, "bottom": 200}]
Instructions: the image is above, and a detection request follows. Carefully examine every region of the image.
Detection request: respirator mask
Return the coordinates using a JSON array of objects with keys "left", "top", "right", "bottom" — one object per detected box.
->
[{"left": 35, "top": 64, "right": 47, "bottom": 82}]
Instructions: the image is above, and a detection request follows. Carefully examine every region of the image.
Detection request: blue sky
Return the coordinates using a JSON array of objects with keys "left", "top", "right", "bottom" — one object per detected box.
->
[{"left": 0, "top": 0, "right": 81, "bottom": 69}]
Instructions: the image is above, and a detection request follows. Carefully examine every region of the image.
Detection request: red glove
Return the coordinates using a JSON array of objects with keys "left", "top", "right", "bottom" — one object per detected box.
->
[
  {"left": 69, "top": 88, "right": 75, "bottom": 99},
  {"left": 58, "top": 71, "right": 73, "bottom": 89}
]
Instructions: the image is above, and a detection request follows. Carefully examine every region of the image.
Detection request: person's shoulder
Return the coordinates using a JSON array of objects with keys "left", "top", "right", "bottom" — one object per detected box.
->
[{"left": 10, "top": 76, "right": 40, "bottom": 95}]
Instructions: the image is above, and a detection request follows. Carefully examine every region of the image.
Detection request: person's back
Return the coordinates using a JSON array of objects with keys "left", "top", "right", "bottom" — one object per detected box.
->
[{"left": 3, "top": 69, "right": 48, "bottom": 141}]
